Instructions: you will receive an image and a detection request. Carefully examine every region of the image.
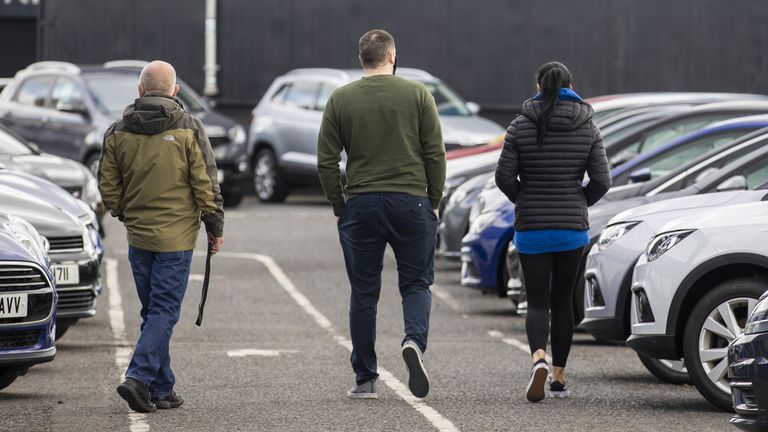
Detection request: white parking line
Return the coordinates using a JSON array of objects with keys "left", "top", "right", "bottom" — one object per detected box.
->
[
  {"left": 487, "top": 330, "right": 552, "bottom": 364},
  {"left": 226, "top": 349, "right": 298, "bottom": 358},
  {"left": 216, "top": 251, "right": 460, "bottom": 432},
  {"left": 432, "top": 284, "right": 461, "bottom": 311},
  {"left": 106, "top": 258, "right": 150, "bottom": 432}
]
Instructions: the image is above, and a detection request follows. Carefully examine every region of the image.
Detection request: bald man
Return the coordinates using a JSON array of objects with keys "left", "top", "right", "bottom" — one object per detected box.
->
[{"left": 99, "top": 60, "right": 224, "bottom": 413}]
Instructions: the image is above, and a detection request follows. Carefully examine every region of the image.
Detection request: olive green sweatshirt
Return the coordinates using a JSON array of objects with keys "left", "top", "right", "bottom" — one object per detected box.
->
[{"left": 317, "top": 74, "right": 446, "bottom": 215}]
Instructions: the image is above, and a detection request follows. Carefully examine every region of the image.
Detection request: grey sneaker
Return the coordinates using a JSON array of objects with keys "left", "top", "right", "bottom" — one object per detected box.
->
[
  {"left": 347, "top": 379, "right": 378, "bottom": 399},
  {"left": 402, "top": 340, "right": 430, "bottom": 398},
  {"left": 526, "top": 359, "right": 549, "bottom": 403}
]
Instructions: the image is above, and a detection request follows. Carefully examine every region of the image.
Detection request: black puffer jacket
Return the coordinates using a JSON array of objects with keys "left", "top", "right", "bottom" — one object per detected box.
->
[{"left": 495, "top": 98, "right": 611, "bottom": 231}]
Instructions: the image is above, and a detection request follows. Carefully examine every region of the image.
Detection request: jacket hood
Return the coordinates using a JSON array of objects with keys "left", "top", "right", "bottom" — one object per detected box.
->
[
  {"left": 520, "top": 98, "right": 594, "bottom": 131},
  {"left": 122, "top": 94, "right": 186, "bottom": 136}
]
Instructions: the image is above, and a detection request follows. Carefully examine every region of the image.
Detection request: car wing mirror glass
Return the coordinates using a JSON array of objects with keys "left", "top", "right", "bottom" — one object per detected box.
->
[
  {"left": 465, "top": 101, "right": 481, "bottom": 115},
  {"left": 716, "top": 175, "right": 748, "bottom": 192},
  {"left": 628, "top": 167, "right": 652, "bottom": 183}
]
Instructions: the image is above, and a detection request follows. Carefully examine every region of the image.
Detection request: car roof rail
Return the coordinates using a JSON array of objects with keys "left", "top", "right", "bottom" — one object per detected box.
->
[
  {"left": 286, "top": 68, "right": 351, "bottom": 80},
  {"left": 103, "top": 59, "right": 149, "bottom": 69},
  {"left": 23, "top": 61, "right": 81, "bottom": 74}
]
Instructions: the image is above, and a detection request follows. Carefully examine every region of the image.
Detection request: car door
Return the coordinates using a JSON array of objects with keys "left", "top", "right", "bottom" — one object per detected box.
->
[
  {"left": 45, "top": 77, "right": 93, "bottom": 162},
  {"left": 1, "top": 76, "right": 56, "bottom": 149},
  {"left": 271, "top": 79, "right": 322, "bottom": 175}
]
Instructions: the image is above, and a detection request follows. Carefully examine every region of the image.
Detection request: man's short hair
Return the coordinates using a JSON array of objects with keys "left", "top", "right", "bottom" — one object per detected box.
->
[
  {"left": 139, "top": 61, "right": 177, "bottom": 95},
  {"left": 358, "top": 29, "right": 395, "bottom": 69}
]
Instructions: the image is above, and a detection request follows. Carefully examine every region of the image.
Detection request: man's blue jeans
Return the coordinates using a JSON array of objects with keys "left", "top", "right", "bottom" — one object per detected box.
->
[
  {"left": 126, "top": 246, "right": 193, "bottom": 397},
  {"left": 338, "top": 193, "right": 438, "bottom": 385}
]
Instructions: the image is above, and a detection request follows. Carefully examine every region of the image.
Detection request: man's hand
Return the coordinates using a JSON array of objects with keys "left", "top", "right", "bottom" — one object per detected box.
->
[{"left": 208, "top": 232, "right": 224, "bottom": 256}]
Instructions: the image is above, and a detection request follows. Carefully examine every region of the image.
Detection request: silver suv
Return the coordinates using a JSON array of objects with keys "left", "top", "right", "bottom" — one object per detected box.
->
[{"left": 247, "top": 68, "right": 504, "bottom": 202}]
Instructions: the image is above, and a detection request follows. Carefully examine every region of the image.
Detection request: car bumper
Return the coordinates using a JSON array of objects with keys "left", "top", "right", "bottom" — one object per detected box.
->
[
  {"left": 217, "top": 159, "right": 250, "bottom": 193},
  {"left": 728, "top": 332, "right": 768, "bottom": 431},
  {"left": 580, "top": 317, "right": 628, "bottom": 343},
  {"left": 626, "top": 333, "right": 678, "bottom": 359},
  {"left": 50, "top": 254, "right": 101, "bottom": 320},
  {"left": 0, "top": 321, "right": 56, "bottom": 367}
]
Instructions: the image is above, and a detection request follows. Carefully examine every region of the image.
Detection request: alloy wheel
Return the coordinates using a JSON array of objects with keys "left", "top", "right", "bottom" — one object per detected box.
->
[
  {"left": 254, "top": 151, "right": 276, "bottom": 200},
  {"left": 697, "top": 296, "right": 757, "bottom": 393}
]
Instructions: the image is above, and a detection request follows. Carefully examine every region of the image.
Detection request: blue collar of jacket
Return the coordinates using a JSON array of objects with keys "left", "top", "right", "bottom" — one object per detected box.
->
[{"left": 532, "top": 88, "right": 583, "bottom": 102}]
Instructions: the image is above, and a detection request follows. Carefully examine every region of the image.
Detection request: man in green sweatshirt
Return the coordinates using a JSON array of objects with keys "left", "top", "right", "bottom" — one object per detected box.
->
[{"left": 317, "top": 29, "right": 446, "bottom": 400}]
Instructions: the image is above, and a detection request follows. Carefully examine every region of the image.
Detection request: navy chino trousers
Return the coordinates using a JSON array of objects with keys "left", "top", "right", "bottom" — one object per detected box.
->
[{"left": 337, "top": 192, "right": 438, "bottom": 385}]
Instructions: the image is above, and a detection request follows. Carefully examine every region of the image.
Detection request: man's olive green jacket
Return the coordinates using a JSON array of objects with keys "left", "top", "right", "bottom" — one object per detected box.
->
[{"left": 98, "top": 94, "right": 224, "bottom": 252}]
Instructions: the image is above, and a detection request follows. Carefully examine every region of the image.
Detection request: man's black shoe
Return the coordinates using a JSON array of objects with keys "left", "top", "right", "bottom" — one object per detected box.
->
[
  {"left": 152, "top": 391, "right": 184, "bottom": 409},
  {"left": 117, "top": 378, "right": 157, "bottom": 413}
]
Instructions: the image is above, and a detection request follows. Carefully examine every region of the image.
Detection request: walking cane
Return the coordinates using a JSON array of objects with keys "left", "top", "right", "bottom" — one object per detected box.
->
[{"left": 195, "top": 241, "right": 213, "bottom": 327}]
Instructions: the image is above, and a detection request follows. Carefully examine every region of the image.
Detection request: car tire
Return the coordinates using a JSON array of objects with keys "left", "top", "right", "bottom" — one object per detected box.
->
[
  {"left": 85, "top": 152, "right": 100, "bottom": 177},
  {"left": 682, "top": 277, "right": 765, "bottom": 411},
  {"left": 0, "top": 368, "right": 20, "bottom": 391},
  {"left": 56, "top": 324, "right": 70, "bottom": 340},
  {"left": 222, "top": 190, "right": 244, "bottom": 208},
  {"left": 637, "top": 353, "right": 692, "bottom": 384},
  {"left": 253, "top": 148, "right": 289, "bottom": 203}
]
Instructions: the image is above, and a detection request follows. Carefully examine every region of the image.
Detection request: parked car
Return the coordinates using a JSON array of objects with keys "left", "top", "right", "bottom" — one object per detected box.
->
[
  {"left": 589, "top": 93, "right": 768, "bottom": 125},
  {"left": 729, "top": 289, "right": 768, "bottom": 430},
  {"left": 602, "top": 101, "right": 768, "bottom": 167},
  {"left": 0, "top": 122, "right": 103, "bottom": 227},
  {"left": 0, "top": 182, "right": 101, "bottom": 338},
  {"left": 610, "top": 114, "right": 768, "bottom": 187},
  {"left": 247, "top": 68, "right": 504, "bottom": 202},
  {"left": 584, "top": 190, "right": 768, "bottom": 384},
  {"left": 0, "top": 60, "right": 249, "bottom": 207},
  {"left": 438, "top": 172, "right": 493, "bottom": 259},
  {"left": 627, "top": 201, "right": 768, "bottom": 410},
  {"left": 0, "top": 212, "right": 57, "bottom": 391}
]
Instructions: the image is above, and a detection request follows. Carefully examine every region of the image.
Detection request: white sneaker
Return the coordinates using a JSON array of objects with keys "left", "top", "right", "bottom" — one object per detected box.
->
[
  {"left": 526, "top": 359, "right": 549, "bottom": 402},
  {"left": 402, "top": 340, "right": 430, "bottom": 398}
]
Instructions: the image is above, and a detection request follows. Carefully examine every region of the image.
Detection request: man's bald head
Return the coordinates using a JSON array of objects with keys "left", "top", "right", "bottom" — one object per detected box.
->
[{"left": 138, "top": 60, "right": 179, "bottom": 97}]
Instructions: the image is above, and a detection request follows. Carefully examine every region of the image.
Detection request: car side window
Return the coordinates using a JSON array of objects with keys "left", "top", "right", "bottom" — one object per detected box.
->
[
  {"left": 14, "top": 76, "right": 55, "bottom": 108},
  {"left": 638, "top": 115, "right": 733, "bottom": 154},
  {"left": 283, "top": 81, "right": 320, "bottom": 111},
  {"left": 271, "top": 84, "right": 291, "bottom": 104},
  {"left": 743, "top": 157, "right": 768, "bottom": 189},
  {"left": 316, "top": 83, "right": 336, "bottom": 111},
  {"left": 50, "top": 78, "right": 86, "bottom": 111}
]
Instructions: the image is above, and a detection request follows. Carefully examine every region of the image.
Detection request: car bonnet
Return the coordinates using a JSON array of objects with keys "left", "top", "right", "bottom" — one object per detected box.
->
[
  {"left": 658, "top": 201, "right": 768, "bottom": 234},
  {"left": 0, "top": 184, "right": 84, "bottom": 238},
  {"left": 0, "top": 170, "right": 89, "bottom": 220}
]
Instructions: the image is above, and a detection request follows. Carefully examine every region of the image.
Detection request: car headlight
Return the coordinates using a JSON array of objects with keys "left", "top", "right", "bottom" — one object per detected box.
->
[
  {"left": 645, "top": 229, "right": 695, "bottom": 262},
  {"left": 444, "top": 176, "right": 467, "bottom": 198},
  {"left": 597, "top": 222, "right": 640, "bottom": 252},
  {"left": 469, "top": 211, "right": 498, "bottom": 235},
  {"left": 82, "top": 173, "right": 102, "bottom": 209},
  {"left": 228, "top": 125, "right": 247, "bottom": 146},
  {"left": 449, "top": 188, "right": 469, "bottom": 207},
  {"left": 746, "top": 296, "right": 768, "bottom": 335},
  {"left": 0, "top": 213, "right": 48, "bottom": 264}
]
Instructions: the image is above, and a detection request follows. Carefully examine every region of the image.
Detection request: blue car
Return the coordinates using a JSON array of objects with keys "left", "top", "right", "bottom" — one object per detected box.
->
[
  {"left": 461, "top": 114, "right": 768, "bottom": 296},
  {"left": 0, "top": 213, "right": 57, "bottom": 391}
]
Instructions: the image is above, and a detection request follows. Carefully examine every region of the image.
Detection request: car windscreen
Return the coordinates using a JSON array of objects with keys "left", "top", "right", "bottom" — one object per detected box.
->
[
  {"left": 84, "top": 74, "right": 205, "bottom": 115},
  {"left": 0, "top": 127, "right": 33, "bottom": 156},
  {"left": 422, "top": 82, "right": 471, "bottom": 116}
]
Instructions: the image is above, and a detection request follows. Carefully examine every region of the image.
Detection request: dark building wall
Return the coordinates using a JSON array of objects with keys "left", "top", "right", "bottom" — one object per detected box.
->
[{"left": 39, "top": 0, "right": 768, "bottom": 112}]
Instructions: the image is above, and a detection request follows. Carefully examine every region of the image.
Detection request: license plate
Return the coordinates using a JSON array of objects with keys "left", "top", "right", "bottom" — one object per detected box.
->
[
  {"left": 0, "top": 293, "right": 28, "bottom": 318},
  {"left": 52, "top": 264, "right": 79, "bottom": 285}
]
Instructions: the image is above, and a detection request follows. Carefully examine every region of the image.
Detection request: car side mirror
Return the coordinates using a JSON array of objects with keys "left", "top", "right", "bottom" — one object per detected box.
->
[
  {"left": 628, "top": 167, "right": 652, "bottom": 183},
  {"left": 716, "top": 175, "right": 748, "bottom": 192},
  {"left": 694, "top": 167, "right": 719, "bottom": 183},
  {"left": 611, "top": 152, "right": 638, "bottom": 168},
  {"left": 57, "top": 100, "right": 89, "bottom": 117},
  {"left": 465, "top": 101, "right": 481, "bottom": 115}
]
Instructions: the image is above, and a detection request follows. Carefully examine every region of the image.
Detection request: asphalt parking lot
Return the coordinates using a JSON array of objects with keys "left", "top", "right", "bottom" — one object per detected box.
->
[{"left": 0, "top": 196, "right": 729, "bottom": 432}]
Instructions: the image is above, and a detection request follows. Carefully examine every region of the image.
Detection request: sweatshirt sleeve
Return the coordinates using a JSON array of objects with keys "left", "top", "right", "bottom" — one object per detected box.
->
[
  {"left": 420, "top": 87, "right": 446, "bottom": 209},
  {"left": 495, "top": 118, "right": 521, "bottom": 203},
  {"left": 188, "top": 117, "right": 225, "bottom": 237},
  {"left": 582, "top": 121, "right": 612, "bottom": 206},
  {"left": 317, "top": 96, "right": 346, "bottom": 216},
  {"left": 97, "top": 124, "right": 124, "bottom": 219}
]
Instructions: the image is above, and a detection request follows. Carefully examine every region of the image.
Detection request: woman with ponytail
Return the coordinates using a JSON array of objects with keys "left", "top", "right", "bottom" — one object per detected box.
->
[{"left": 495, "top": 62, "right": 611, "bottom": 402}]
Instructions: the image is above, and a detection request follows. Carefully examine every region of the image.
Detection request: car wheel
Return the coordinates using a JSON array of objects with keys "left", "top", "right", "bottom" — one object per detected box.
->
[
  {"left": 56, "top": 324, "right": 70, "bottom": 340},
  {"left": 253, "top": 148, "right": 289, "bottom": 203},
  {"left": 85, "top": 152, "right": 100, "bottom": 176},
  {"left": 222, "top": 190, "right": 244, "bottom": 208},
  {"left": 683, "top": 277, "right": 764, "bottom": 411},
  {"left": 0, "top": 368, "right": 21, "bottom": 391},
  {"left": 637, "top": 353, "right": 691, "bottom": 384}
]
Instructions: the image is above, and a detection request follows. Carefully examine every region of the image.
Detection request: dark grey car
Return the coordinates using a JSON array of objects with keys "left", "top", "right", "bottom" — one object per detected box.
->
[{"left": 0, "top": 61, "right": 249, "bottom": 207}]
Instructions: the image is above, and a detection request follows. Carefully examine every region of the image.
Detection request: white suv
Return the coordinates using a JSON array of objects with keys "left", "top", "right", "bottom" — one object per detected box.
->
[
  {"left": 247, "top": 68, "right": 503, "bottom": 202},
  {"left": 627, "top": 201, "right": 768, "bottom": 410}
]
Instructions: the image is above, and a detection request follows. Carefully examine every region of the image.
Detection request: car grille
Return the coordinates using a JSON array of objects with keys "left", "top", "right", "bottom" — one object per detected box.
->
[
  {"left": 0, "top": 329, "right": 41, "bottom": 349},
  {"left": 0, "top": 293, "right": 54, "bottom": 325},
  {"left": 209, "top": 136, "right": 230, "bottom": 147},
  {"left": 57, "top": 289, "right": 95, "bottom": 312},
  {"left": 731, "top": 380, "right": 758, "bottom": 415},
  {"left": 48, "top": 236, "right": 84, "bottom": 253},
  {"left": 0, "top": 267, "right": 49, "bottom": 292}
]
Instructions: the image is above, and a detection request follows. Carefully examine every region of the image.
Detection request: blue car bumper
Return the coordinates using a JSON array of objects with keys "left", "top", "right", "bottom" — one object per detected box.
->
[
  {"left": 0, "top": 320, "right": 56, "bottom": 368},
  {"left": 729, "top": 331, "right": 768, "bottom": 431},
  {"left": 460, "top": 207, "right": 515, "bottom": 291}
]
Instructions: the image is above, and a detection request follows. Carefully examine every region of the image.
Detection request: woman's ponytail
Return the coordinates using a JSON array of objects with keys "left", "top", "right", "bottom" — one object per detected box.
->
[{"left": 535, "top": 62, "right": 573, "bottom": 146}]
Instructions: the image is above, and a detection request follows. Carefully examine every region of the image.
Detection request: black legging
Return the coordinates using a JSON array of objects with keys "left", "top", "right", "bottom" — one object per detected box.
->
[{"left": 518, "top": 247, "right": 584, "bottom": 368}]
